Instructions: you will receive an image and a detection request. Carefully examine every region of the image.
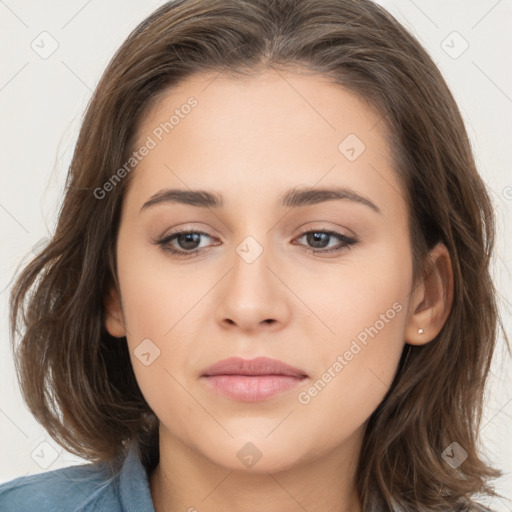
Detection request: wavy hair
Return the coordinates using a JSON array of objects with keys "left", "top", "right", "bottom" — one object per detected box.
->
[{"left": 9, "top": 0, "right": 503, "bottom": 510}]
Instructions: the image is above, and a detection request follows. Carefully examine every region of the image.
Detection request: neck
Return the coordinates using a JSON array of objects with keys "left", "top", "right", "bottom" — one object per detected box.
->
[{"left": 149, "top": 427, "right": 363, "bottom": 512}]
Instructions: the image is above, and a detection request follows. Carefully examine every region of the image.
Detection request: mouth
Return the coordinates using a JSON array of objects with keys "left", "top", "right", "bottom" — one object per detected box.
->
[{"left": 200, "top": 356, "right": 309, "bottom": 402}]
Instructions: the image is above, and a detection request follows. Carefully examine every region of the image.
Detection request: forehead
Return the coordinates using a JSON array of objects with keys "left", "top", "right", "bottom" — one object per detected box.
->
[{"left": 125, "top": 69, "right": 403, "bottom": 215}]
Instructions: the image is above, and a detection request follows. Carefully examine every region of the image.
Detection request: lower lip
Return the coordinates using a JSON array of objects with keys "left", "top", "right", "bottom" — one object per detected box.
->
[{"left": 201, "top": 375, "right": 307, "bottom": 401}]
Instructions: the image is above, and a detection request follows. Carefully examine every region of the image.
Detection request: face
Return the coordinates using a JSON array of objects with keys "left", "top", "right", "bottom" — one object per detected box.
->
[{"left": 107, "top": 69, "right": 416, "bottom": 473}]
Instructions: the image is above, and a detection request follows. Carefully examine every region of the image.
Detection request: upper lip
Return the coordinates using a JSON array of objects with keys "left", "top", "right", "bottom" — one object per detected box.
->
[{"left": 201, "top": 357, "right": 308, "bottom": 378}]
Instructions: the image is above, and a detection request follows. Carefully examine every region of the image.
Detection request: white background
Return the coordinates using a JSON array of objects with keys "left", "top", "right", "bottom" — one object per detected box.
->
[{"left": 0, "top": 0, "right": 511, "bottom": 510}]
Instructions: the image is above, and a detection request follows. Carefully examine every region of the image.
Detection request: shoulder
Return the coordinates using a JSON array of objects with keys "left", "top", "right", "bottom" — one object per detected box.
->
[{"left": 0, "top": 461, "right": 121, "bottom": 512}]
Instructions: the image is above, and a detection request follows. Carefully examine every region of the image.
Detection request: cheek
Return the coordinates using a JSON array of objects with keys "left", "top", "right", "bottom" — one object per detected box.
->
[
  {"left": 292, "top": 235, "right": 412, "bottom": 352},
  {"left": 115, "top": 237, "right": 221, "bottom": 339},
  {"left": 291, "top": 294, "right": 408, "bottom": 456},
  {"left": 115, "top": 241, "right": 222, "bottom": 424},
  {"left": 291, "top": 244, "right": 410, "bottom": 428}
]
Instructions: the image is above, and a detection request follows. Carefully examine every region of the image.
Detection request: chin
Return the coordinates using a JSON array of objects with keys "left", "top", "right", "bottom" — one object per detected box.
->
[{"left": 198, "top": 435, "right": 307, "bottom": 474}]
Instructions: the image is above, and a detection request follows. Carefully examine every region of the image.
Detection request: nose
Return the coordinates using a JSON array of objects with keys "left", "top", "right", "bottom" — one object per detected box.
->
[{"left": 214, "top": 238, "right": 291, "bottom": 332}]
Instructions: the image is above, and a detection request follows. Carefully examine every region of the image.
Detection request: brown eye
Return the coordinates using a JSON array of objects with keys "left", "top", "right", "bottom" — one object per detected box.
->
[
  {"left": 157, "top": 230, "right": 216, "bottom": 258},
  {"left": 175, "top": 232, "right": 203, "bottom": 250},
  {"left": 295, "top": 230, "right": 357, "bottom": 254}
]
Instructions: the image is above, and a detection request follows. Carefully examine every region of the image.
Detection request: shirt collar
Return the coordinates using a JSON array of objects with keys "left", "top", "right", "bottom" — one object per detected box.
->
[{"left": 118, "top": 442, "right": 156, "bottom": 512}]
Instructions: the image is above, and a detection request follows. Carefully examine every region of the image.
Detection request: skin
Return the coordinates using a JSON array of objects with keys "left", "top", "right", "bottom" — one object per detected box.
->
[{"left": 105, "top": 69, "right": 453, "bottom": 512}]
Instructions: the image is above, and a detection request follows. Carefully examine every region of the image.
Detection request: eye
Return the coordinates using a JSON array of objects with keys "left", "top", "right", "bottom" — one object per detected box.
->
[
  {"left": 293, "top": 229, "right": 358, "bottom": 254},
  {"left": 156, "top": 230, "right": 218, "bottom": 258}
]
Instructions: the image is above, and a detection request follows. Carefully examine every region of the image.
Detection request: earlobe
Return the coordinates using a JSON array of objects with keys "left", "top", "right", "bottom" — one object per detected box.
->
[
  {"left": 405, "top": 242, "right": 453, "bottom": 346},
  {"left": 104, "top": 285, "right": 126, "bottom": 338}
]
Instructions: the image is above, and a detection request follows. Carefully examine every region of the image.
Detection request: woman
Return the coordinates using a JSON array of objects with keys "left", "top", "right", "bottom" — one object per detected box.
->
[{"left": 0, "top": 0, "right": 504, "bottom": 510}]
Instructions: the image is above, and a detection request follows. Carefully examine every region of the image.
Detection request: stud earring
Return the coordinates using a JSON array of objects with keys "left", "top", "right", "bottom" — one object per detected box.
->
[{"left": 417, "top": 328, "right": 424, "bottom": 334}]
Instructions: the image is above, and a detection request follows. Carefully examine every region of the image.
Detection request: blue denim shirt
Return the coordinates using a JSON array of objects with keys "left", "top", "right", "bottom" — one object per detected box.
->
[{"left": 0, "top": 443, "right": 156, "bottom": 511}]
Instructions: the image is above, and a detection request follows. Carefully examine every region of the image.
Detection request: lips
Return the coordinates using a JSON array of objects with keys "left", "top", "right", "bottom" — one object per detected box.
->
[
  {"left": 200, "top": 357, "right": 309, "bottom": 402},
  {"left": 201, "top": 356, "right": 308, "bottom": 378}
]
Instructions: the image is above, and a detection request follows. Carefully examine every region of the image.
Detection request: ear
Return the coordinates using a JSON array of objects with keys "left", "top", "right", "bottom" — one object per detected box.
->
[
  {"left": 405, "top": 242, "right": 453, "bottom": 346},
  {"left": 104, "top": 283, "right": 126, "bottom": 338}
]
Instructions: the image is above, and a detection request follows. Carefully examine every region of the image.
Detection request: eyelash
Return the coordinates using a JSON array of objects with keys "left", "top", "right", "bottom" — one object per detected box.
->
[{"left": 155, "top": 228, "right": 358, "bottom": 258}]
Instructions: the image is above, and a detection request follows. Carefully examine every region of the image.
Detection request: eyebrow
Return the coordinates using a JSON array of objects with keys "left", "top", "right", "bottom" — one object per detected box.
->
[{"left": 140, "top": 186, "right": 381, "bottom": 214}]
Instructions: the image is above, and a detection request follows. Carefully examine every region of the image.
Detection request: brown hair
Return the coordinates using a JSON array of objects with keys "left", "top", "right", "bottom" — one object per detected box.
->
[{"left": 9, "top": 0, "right": 504, "bottom": 509}]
